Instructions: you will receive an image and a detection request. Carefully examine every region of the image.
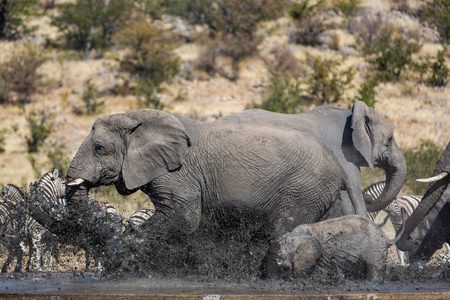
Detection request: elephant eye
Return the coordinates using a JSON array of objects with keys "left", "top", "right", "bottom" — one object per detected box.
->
[
  {"left": 386, "top": 136, "right": 393, "bottom": 149},
  {"left": 94, "top": 143, "right": 105, "bottom": 154}
]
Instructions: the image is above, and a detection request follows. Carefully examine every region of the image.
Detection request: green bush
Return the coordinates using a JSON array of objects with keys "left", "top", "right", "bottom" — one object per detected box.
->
[
  {"left": 114, "top": 19, "right": 180, "bottom": 108},
  {"left": 254, "top": 73, "right": 304, "bottom": 114},
  {"left": 421, "top": 0, "right": 450, "bottom": 43},
  {"left": 365, "top": 28, "right": 421, "bottom": 82},
  {"left": 352, "top": 80, "right": 378, "bottom": 108},
  {"left": 0, "top": 72, "right": 9, "bottom": 104},
  {"left": 426, "top": 47, "right": 449, "bottom": 87},
  {"left": 0, "top": 41, "right": 47, "bottom": 103},
  {"left": 23, "top": 108, "right": 53, "bottom": 153},
  {"left": 82, "top": 79, "right": 104, "bottom": 115},
  {"left": 169, "top": 0, "right": 287, "bottom": 35},
  {"left": 134, "top": 78, "right": 165, "bottom": 110},
  {"left": 45, "top": 139, "right": 71, "bottom": 177},
  {"left": 305, "top": 55, "right": 354, "bottom": 104},
  {"left": 51, "top": 0, "right": 131, "bottom": 51},
  {"left": 332, "top": 0, "right": 361, "bottom": 17},
  {"left": 0, "top": 0, "right": 41, "bottom": 40},
  {"left": 114, "top": 19, "right": 180, "bottom": 85},
  {"left": 289, "top": 0, "right": 324, "bottom": 20},
  {"left": 0, "top": 127, "right": 7, "bottom": 153},
  {"left": 403, "top": 140, "right": 443, "bottom": 196}
]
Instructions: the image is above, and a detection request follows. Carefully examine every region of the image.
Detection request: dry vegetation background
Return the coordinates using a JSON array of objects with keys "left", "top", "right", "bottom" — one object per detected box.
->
[
  {"left": 0, "top": 0, "right": 448, "bottom": 217},
  {"left": 0, "top": 0, "right": 448, "bottom": 274}
]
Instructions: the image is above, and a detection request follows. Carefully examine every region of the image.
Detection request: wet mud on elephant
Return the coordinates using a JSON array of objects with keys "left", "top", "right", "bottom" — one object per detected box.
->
[
  {"left": 261, "top": 214, "right": 404, "bottom": 282},
  {"left": 62, "top": 109, "right": 362, "bottom": 273},
  {"left": 215, "top": 101, "right": 407, "bottom": 215}
]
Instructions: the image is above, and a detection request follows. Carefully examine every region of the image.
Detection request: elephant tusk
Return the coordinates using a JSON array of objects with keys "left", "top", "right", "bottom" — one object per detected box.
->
[
  {"left": 416, "top": 171, "right": 449, "bottom": 183},
  {"left": 67, "top": 178, "right": 85, "bottom": 186}
]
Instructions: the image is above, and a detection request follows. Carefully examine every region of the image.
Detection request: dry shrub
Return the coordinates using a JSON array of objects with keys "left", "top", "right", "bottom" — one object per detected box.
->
[
  {"left": 114, "top": 20, "right": 180, "bottom": 84},
  {"left": 288, "top": 0, "right": 335, "bottom": 46},
  {"left": 348, "top": 11, "right": 386, "bottom": 52},
  {"left": 332, "top": 0, "right": 362, "bottom": 17},
  {"left": 391, "top": 0, "right": 412, "bottom": 14},
  {"left": 169, "top": 0, "right": 288, "bottom": 35},
  {"left": 0, "top": 41, "right": 47, "bottom": 104},
  {"left": 289, "top": 14, "right": 328, "bottom": 46},
  {"left": 330, "top": 33, "right": 341, "bottom": 51},
  {"left": 305, "top": 54, "right": 354, "bottom": 104},
  {"left": 262, "top": 45, "right": 302, "bottom": 76},
  {"left": 196, "top": 32, "right": 261, "bottom": 80}
]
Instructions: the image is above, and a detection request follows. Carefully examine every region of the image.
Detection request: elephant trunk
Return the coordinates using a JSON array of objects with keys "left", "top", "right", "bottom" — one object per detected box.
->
[
  {"left": 396, "top": 142, "right": 450, "bottom": 251},
  {"left": 365, "top": 144, "right": 407, "bottom": 212}
]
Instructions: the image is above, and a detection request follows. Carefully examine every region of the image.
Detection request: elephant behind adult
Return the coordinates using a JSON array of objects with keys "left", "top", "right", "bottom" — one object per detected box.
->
[
  {"left": 214, "top": 101, "right": 407, "bottom": 215},
  {"left": 65, "top": 109, "right": 359, "bottom": 246},
  {"left": 396, "top": 141, "right": 450, "bottom": 261}
]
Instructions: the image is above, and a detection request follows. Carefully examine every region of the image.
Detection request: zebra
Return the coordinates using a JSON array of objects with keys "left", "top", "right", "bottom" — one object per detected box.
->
[
  {"left": 0, "top": 184, "right": 28, "bottom": 273},
  {"left": 363, "top": 181, "right": 450, "bottom": 265},
  {"left": 0, "top": 184, "right": 58, "bottom": 272},
  {"left": 127, "top": 208, "right": 155, "bottom": 231},
  {"left": 364, "top": 181, "right": 401, "bottom": 223},
  {"left": 34, "top": 169, "right": 123, "bottom": 272}
]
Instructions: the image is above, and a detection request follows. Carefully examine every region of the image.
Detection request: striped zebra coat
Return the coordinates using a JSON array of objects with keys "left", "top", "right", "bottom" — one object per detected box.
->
[
  {"left": 363, "top": 181, "right": 450, "bottom": 265},
  {"left": 34, "top": 169, "right": 123, "bottom": 272},
  {"left": 1, "top": 184, "right": 58, "bottom": 272},
  {"left": 127, "top": 208, "right": 155, "bottom": 231}
]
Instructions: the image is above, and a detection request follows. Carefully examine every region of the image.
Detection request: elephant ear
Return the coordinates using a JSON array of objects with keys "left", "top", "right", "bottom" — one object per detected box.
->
[
  {"left": 351, "top": 101, "right": 374, "bottom": 171},
  {"left": 122, "top": 109, "right": 190, "bottom": 190}
]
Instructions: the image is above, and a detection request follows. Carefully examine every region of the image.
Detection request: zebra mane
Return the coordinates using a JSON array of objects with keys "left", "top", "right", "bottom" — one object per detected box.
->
[{"left": 1, "top": 184, "right": 25, "bottom": 203}]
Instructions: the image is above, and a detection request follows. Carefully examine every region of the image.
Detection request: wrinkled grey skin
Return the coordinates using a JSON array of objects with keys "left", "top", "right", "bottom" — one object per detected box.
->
[
  {"left": 262, "top": 215, "right": 402, "bottom": 282},
  {"left": 397, "top": 142, "right": 450, "bottom": 261},
  {"left": 215, "top": 101, "right": 407, "bottom": 214},
  {"left": 66, "top": 109, "right": 359, "bottom": 245}
]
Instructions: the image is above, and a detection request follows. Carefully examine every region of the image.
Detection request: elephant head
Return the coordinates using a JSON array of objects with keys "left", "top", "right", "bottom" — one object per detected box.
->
[
  {"left": 66, "top": 109, "right": 191, "bottom": 197},
  {"left": 396, "top": 141, "right": 450, "bottom": 252},
  {"left": 349, "top": 101, "right": 407, "bottom": 212}
]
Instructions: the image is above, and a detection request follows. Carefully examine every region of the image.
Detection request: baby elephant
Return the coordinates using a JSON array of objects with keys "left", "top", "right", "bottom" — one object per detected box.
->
[{"left": 262, "top": 215, "right": 403, "bottom": 282}]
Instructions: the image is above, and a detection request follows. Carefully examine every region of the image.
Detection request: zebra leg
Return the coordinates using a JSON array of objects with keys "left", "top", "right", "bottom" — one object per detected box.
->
[
  {"left": 31, "top": 233, "right": 44, "bottom": 272},
  {"left": 25, "top": 242, "right": 33, "bottom": 272},
  {"left": 13, "top": 246, "right": 24, "bottom": 273},
  {"left": 53, "top": 242, "right": 60, "bottom": 271},
  {"left": 397, "top": 248, "right": 406, "bottom": 266},
  {"left": 84, "top": 248, "right": 90, "bottom": 272},
  {"left": 2, "top": 252, "right": 14, "bottom": 273}
]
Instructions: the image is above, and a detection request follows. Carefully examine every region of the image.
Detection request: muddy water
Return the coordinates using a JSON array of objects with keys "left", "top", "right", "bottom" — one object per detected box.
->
[
  {"left": 0, "top": 243, "right": 448, "bottom": 298},
  {"left": 0, "top": 269, "right": 449, "bottom": 298},
  {"left": 1, "top": 193, "right": 449, "bottom": 298}
]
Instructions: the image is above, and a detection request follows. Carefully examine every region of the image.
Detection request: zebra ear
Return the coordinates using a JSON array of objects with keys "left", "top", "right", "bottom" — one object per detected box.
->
[{"left": 52, "top": 169, "right": 59, "bottom": 180}]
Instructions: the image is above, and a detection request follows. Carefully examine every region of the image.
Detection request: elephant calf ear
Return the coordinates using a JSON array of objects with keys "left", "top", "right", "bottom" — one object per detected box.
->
[
  {"left": 122, "top": 110, "right": 190, "bottom": 190},
  {"left": 351, "top": 101, "right": 374, "bottom": 171}
]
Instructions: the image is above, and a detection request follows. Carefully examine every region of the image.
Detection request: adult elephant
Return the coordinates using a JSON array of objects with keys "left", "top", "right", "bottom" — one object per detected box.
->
[
  {"left": 214, "top": 101, "right": 407, "bottom": 215},
  {"left": 65, "top": 109, "right": 359, "bottom": 244},
  {"left": 396, "top": 141, "right": 450, "bottom": 261}
]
